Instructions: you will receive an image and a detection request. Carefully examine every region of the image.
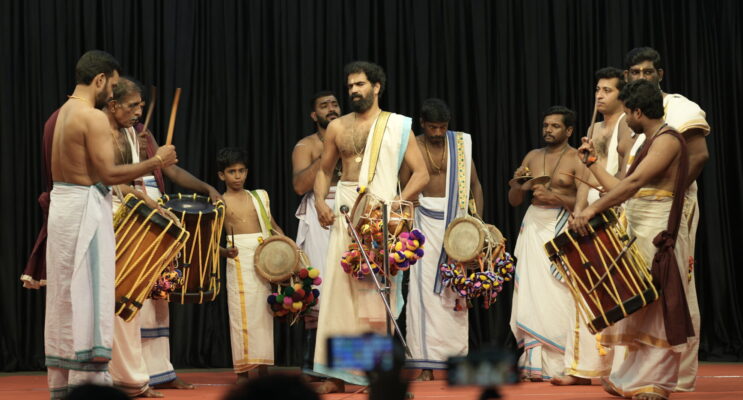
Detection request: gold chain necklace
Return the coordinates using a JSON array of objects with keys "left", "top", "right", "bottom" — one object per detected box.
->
[
  {"left": 424, "top": 136, "right": 446, "bottom": 174},
  {"left": 68, "top": 95, "right": 93, "bottom": 107},
  {"left": 350, "top": 113, "right": 367, "bottom": 163}
]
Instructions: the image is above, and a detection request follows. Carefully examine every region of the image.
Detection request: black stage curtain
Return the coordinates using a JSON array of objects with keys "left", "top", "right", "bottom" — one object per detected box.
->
[{"left": 2, "top": 0, "right": 741, "bottom": 371}]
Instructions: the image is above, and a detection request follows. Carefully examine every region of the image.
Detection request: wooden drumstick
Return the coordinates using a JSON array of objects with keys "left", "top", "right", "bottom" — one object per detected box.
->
[
  {"left": 582, "top": 99, "right": 599, "bottom": 163},
  {"left": 231, "top": 227, "right": 235, "bottom": 248},
  {"left": 142, "top": 86, "right": 157, "bottom": 133},
  {"left": 560, "top": 171, "right": 605, "bottom": 192},
  {"left": 165, "top": 88, "right": 182, "bottom": 146}
]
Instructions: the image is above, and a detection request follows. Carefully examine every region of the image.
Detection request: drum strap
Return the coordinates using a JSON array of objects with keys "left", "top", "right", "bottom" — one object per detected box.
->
[
  {"left": 366, "top": 111, "right": 392, "bottom": 184},
  {"left": 250, "top": 190, "right": 275, "bottom": 236}
]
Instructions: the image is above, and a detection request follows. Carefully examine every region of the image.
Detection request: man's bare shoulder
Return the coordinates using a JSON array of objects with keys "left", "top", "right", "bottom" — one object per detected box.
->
[{"left": 294, "top": 134, "right": 321, "bottom": 148}]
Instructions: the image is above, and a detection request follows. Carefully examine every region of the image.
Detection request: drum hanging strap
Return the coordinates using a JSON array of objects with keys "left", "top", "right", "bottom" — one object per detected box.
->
[
  {"left": 250, "top": 190, "right": 275, "bottom": 236},
  {"left": 366, "top": 111, "right": 392, "bottom": 184}
]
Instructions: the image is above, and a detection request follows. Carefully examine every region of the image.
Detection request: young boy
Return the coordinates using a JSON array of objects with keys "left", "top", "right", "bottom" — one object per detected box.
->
[{"left": 217, "top": 147, "right": 284, "bottom": 383}]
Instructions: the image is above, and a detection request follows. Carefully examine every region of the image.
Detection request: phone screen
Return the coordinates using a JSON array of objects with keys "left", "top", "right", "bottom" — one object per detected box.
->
[
  {"left": 446, "top": 350, "right": 518, "bottom": 386},
  {"left": 327, "top": 334, "right": 394, "bottom": 371}
]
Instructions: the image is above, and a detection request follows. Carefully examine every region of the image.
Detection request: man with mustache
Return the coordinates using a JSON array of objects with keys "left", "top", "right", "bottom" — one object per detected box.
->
[
  {"left": 45, "top": 50, "right": 178, "bottom": 398},
  {"left": 312, "top": 61, "right": 429, "bottom": 394},
  {"left": 508, "top": 106, "right": 587, "bottom": 381},
  {"left": 399, "top": 98, "right": 483, "bottom": 381},
  {"left": 292, "top": 90, "right": 342, "bottom": 378},
  {"left": 103, "top": 77, "right": 219, "bottom": 397},
  {"left": 571, "top": 79, "right": 694, "bottom": 400}
]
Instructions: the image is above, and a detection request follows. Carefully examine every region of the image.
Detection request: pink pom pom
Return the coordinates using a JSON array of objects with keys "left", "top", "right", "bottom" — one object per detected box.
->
[
  {"left": 313, "top": 277, "right": 322, "bottom": 285},
  {"left": 283, "top": 297, "right": 293, "bottom": 305}
]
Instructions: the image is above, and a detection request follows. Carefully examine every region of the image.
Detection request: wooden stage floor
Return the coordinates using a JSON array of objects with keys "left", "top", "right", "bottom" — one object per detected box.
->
[{"left": 1, "top": 363, "right": 741, "bottom": 399}]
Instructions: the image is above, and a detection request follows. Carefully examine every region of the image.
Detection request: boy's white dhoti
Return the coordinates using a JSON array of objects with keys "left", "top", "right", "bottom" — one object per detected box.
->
[
  {"left": 510, "top": 205, "right": 572, "bottom": 380},
  {"left": 225, "top": 189, "right": 276, "bottom": 372},
  {"left": 45, "top": 182, "right": 115, "bottom": 398}
]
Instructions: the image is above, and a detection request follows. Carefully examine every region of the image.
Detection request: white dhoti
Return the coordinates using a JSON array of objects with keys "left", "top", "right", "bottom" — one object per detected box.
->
[
  {"left": 109, "top": 315, "right": 149, "bottom": 396},
  {"left": 676, "top": 182, "right": 701, "bottom": 392},
  {"left": 601, "top": 193, "right": 691, "bottom": 399},
  {"left": 226, "top": 233, "right": 275, "bottom": 372},
  {"left": 510, "top": 205, "right": 572, "bottom": 380},
  {"left": 140, "top": 299, "right": 176, "bottom": 385},
  {"left": 405, "top": 196, "right": 468, "bottom": 369},
  {"left": 45, "top": 183, "right": 115, "bottom": 398}
]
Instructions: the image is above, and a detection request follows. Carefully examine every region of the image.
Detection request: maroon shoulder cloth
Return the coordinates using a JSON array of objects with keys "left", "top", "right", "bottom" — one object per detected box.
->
[
  {"left": 627, "top": 127, "right": 695, "bottom": 346},
  {"left": 21, "top": 109, "right": 60, "bottom": 288}
]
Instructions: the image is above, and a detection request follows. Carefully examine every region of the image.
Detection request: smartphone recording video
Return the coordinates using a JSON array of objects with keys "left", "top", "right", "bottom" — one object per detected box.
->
[{"left": 327, "top": 334, "right": 394, "bottom": 371}]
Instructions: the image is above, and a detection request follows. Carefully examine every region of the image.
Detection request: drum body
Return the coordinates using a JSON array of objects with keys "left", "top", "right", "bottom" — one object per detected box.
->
[
  {"left": 254, "top": 235, "right": 300, "bottom": 283},
  {"left": 544, "top": 210, "right": 658, "bottom": 334},
  {"left": 161, "top": 194, "right": 225, "bottom": 303},
  {"left": 114, "top": 194, "right": 189, "bottom": 321},
  {"left": 443, "top": 216, "right": 504, "bottom": 267},
  {"left": 349, "top": 190, "right": 414, "bottom": 239}
]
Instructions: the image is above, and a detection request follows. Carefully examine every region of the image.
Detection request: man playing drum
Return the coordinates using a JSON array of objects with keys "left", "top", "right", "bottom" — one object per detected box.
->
[
  {"left": 217, "top": 147, "right": 285, "bottom": 383},
  {"left": 571, "top": 79, "right": 695, "bottom": 400},
  {"left": 312, "top": 61, "right": 429, "bottom": 394},
  {"left": 292, "top": 90, "right": 341, "bottom": 376},
  {"left": 45, "top": 50, "right": 177, "bottom": 399},
  {"left": 104, "top": 77, "right": 220, "bottom": 397},
  {"left": 399, "top": 98, "right": 483, "bottom": 381},
  {"left": 508, "top": 106, "right": 587, "bottom": 381}
]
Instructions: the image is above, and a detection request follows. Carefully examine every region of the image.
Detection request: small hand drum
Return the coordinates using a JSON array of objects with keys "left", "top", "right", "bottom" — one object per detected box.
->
[
  {"left": 443, "top": 216, "right": 506, "bottom": 266},
  {"left": 114, "top": 194, "right": 189, "bottom": 321},
  {"left": 160, "top": 193, "right": 225, "bottom": 304},
  {"left": 348, "top": 189, "right": 414, "bottom": 239},
  {"left": 254, "top": 236, "right": 301, "bottom": 283}
]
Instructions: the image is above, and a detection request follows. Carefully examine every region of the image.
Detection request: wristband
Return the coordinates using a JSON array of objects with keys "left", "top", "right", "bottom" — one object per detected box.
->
[{"left": 584, "top": 154, "right": 598, "bottom": 168}]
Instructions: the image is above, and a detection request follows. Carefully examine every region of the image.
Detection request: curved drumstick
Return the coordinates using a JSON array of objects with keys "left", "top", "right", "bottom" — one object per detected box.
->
[
  {"left": 142, "top": 86, "right": 157, "bottom": 133},
  {"left": 560, "top": 171, "right": 604, "bottom": 192},
  {"left": 165, "top": 88, "right": 182, "bottom": 146}
]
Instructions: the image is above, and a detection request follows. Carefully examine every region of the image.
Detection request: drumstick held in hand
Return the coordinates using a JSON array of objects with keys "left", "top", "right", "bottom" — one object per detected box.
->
[
  {"left": 231, "top": 227, "right": 235, "bottom": 248},
  {"left": 165, "top": 88, "right": 182, "bottom": 146},
  {"left": 142, "top": 86, "right": 157, "bottom": 133},
  {"left": 560, "top": 171, "right": 604, "bottom": 192}
]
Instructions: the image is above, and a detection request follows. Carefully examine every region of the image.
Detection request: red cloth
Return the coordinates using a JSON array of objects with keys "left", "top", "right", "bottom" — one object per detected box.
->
[
  {"left": 134, "top": 123, "right": 165, "bottom": 194},
  {"left": 627, "top": 127, "right": 694, "bottom": 346},
  {"left": 22, "top": 109, "right": 60, "bottom": 287}
]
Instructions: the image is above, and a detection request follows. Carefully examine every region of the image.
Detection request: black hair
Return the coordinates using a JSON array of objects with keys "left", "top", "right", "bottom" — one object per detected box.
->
[
  {"left": 594, "top": 67, "right": 626, "bottom": 91},
  {"left": 618, "top": 80, "right": 664, "bottom": 119},
  {"left": 111, "top": 76, "right": 144, "bottom": 102},
  {"left": 344, "top": 61, "right": 387, "bottom": 97},
  {"left": 420, "top": 98, "right": 451, "bottom": 123},
  {"left": 222, "top": 374, "right": 320, "bottom": 400},
  {"left": 309, "top": 90, "right": 337, "bottom": 111},
  {"left": 624, "top": 47, "right": 663, "bottom": 70},
  {"left": 541, "top": 105, "right": 576, "bottom": 129},
  {"left": 75, "top": 50, "right": 121, "bottom": 85},
  {"left": 217, "top": 147, "right": 249, "bottom": 172}
]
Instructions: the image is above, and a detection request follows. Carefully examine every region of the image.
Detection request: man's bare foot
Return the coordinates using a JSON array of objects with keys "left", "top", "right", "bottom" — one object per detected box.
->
[
  {"left": 137, "top": 387, "right": 165, "bottom": 398},
  {"left": 633, "top": 393, "right": 665, "bottom": 400},
  {"left": 413, "top": 369, "right": 434, "bottom": 381},
  {"left": 315, "top": 378, "right": 345, "bottom": 394},
  {"left": 153, "top": 377, "right": 195, "bottom": 390},
  {"left": 601, "top": 378, "right": 621, "bottom": 397},
  {"left": 236, "top": 372, "right": 250, "bottom": 385},
  {"left": 550, "top": 375, "right": 591, "bottom": 386}
]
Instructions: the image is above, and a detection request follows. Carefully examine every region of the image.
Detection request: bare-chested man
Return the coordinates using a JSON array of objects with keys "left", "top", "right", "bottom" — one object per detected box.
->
[
  {"left": 45, "top": 50, "right": 177, "bottom": 399},
  {"left": 508, "top": 106, "right": 587, "bottom": 381},
  {"left": 571, "top": 79, "right": 694, "bottom": 400},
  {"left": 291, "top": 91, "right": 341, "bottom": 377},
  {"left": 311, "top": 61, "right": 429, "bottom": 393},
  {"left": 554, "top": 67, "right": 633, "bottom": 386},
  {"left": 399, "top": 98, "right": 483, "bottom": 381}
]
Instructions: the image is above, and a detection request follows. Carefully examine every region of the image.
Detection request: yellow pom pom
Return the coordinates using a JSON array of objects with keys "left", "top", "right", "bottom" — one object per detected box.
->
[
  {"left": 308, "top": 269, "right": 320, "bottom": 279},
  {"left": 395, "top": 242, "right": 403, "bottom": 251},
  {"left": 292, "top": 301, "right": 303, "bottom": 311},
  {"left": 358, "top": 186, "right": 367, "bottom": 194},
  {"left": 403, "top": 250, "right": 415, "bottom": 259}
]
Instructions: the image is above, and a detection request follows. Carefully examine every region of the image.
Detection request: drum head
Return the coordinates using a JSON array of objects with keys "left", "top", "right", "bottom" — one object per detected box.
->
[
  {"left": 161, "top": 194, "right": 222, "bottom": 214},
  {"left": 444, "top": 217, "right": 486, "bottom": 262},
  {"left": 485, "top": 224, "right": 505, "bottom": 245},
  {"left": 254, "top": 236, "right": 300, "bottom": 283}
]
